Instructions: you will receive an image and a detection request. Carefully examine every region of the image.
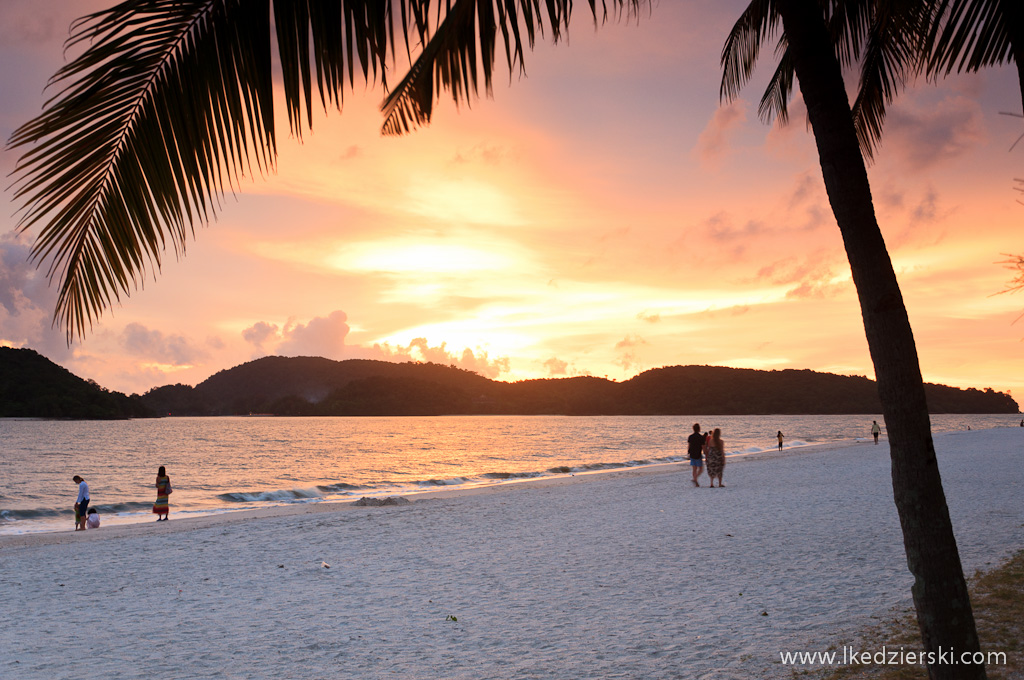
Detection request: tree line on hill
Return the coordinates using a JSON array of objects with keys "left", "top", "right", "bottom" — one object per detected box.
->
[
  {"left": 2, "top": 349, "right": 1017, "bottom": 419},
  {"left": 0, "top": 347, "right": 149, "bottom": 419},
  {"left": 139, "top": 356, "right": 1019, "bottom": 417}
]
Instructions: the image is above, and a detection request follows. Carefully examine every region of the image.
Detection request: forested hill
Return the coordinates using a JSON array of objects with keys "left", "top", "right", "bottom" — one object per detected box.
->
[
  {"left": 0, "top": 347, "right": 151, "bottom": 419},
  {"left": 138, "top": 356, "right": 1020, "bottom": 416}
]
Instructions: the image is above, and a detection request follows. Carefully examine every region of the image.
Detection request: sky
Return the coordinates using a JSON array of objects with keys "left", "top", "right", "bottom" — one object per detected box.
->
[{"left": 1, "top": 0, "right": 1022, "bottom": 401}]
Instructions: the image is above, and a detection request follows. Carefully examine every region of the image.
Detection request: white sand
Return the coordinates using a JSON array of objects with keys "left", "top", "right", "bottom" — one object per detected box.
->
[{"left": 1, "top": 428, "right": 1021, "bottom": 679}]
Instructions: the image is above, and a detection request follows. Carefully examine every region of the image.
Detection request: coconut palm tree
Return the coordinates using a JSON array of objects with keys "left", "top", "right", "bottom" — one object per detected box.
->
[
  {"left": 722, "top": 1, "right": 985, "bottom": 677},
  {"left": 7, "top": 0, "right": 644, "bottom": 342}
]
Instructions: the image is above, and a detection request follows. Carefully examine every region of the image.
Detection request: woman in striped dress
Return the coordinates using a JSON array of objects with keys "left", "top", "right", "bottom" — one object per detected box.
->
[
  {"left": 705, "top": 428, "right": 726, "bottom": 488},
  {"left": 153, "top": 466, "right": 171, "bottom": 521}
]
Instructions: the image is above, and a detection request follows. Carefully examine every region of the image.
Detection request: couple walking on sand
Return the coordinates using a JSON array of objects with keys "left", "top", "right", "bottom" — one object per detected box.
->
[{"left": 687, "top": 423, "right": 725, "bottom": 488}]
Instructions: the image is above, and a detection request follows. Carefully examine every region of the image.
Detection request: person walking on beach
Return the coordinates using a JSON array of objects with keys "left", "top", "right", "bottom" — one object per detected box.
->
[
  {"left": 687, "top": 423, "right": 706, "bottom": 487},
  {"left": 871, "top": 420, "right": 881, "bottom": 445},
  {"left": 706, "top": 428, "right": 726, "bottom": 488},
  {"left": 776, "top": 430, "right": 784, "bottom": 451},
  {"left": 73, "top": 475, "right": 90, "bottom": 531},
  {"left": 153, "top": 466, "right": 172, "bottom": 521}
]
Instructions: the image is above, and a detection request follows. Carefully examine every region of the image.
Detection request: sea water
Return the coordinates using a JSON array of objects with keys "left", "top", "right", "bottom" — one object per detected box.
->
[{"left": 0, "top": 413, "right": 1017, "bottom": 535}]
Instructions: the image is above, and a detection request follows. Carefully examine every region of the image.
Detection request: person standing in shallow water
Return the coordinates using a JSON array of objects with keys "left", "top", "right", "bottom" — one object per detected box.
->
[
  {"left": 777, "top": 430, "right": 784, "bottom": 451},
  {"left": 687, "top": 423, "right": 706, "bottom": 487},
  {"left": 153, "top": 466, "right": 171, "bottom": 521},
  {"left": 706, "top": 428, "right": 726, "bottom": 488},
  {"left": 871, "top": 420, "right": 881, "bottom": 445}
]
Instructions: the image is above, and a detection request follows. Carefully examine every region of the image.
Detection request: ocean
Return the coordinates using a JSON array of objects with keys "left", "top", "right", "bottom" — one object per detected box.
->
[{"left": 1, "top": 413, "right": 1018, "bottom": 535}]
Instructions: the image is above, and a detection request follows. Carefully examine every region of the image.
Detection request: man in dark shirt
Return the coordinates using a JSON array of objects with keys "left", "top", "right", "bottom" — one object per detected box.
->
[{"left": 687, "top": 423, "right": 706, "bottom": 487}]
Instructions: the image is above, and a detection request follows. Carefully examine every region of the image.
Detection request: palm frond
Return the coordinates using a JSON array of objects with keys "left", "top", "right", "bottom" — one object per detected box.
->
[
  {"left": 273, "top": 0, "right": 392, "bottom": 138},
  {"left": 7, "top": 0, "right": 403, "bottom": 341},
  {"left": 8, "top": 0, "right": 279, "bottom": 341},
  {"left": 758, "top": 42, "right": 795, "bottom": 125},
  {"left": 720, "top": 0, "right": 780, "bottom": 104},
  {"left": 850, "top": 0, "right": 931, "bottom": 159},
  {"left": 927, "top": 0, "right": 1017, "bottom": 76},
  {"left": 381, "top": 0, "right": 488, "bottom": 136},
  {"left": 381, "top": 0, "right": 650, "bottom": 136}
]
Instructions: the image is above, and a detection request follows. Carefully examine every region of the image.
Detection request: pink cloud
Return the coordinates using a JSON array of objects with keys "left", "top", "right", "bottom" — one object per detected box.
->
[
  {"left": 243, "top": 311, "right": 511, "bottom": 378},
  {"left": 242, "top": 321, "right": 281, "bottom": 349},
  {"left": 376, "top": 337, "right": 510, "bottom": 379},
  {"left": 276, "top": 311, "right": 351, "bottom": 360},
  {"left": 694, "top": 100, "right": 748, "bottom": 165},
  {"left": 120, "top": 323, "right": 207, "bottom": 366},
  {"left": 885, "top": 96, "right": 985, "bottom": 171}
]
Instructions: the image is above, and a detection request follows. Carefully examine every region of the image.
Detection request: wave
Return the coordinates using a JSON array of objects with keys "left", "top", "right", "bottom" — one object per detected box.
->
[
  {"left": 0, "top": 500, "right": 154, "bottom": 522},
  {"left": 217, "top": 488, "right": 325, "bottom": 503}
]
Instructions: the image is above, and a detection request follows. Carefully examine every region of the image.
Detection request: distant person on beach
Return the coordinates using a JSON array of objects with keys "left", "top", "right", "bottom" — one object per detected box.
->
[
  {"left": 777, "top": 431, "right": 784, "bottom": 451},
  {"left": 73, "top": 475, "right": 90, "bottom": 531},
  {"left": 86, "top": 507, "right": 100, "bottom": 529},
  {"left": 706, "top": 428, "right": 726, "bottom": 488},
  {"left": 687, "top": 423, "right": 706, "bottom": 487},
  {"left": 871, "top": 421, "right": 881, "bottom": 445},
  {"left": 153, "top": 466, "right": 172, "bottom": 521}
]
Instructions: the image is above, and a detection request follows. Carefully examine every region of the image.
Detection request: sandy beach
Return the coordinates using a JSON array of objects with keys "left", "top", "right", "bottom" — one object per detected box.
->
[{"left": 2, "top": 428, "right": 1021, "bottom": 679}]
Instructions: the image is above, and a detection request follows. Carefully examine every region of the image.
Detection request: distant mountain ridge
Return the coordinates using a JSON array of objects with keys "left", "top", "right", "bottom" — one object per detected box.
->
[
  {"left": 3, "top": 348, "right": 1016, "bottom": 418},
  {"left": 138, "top": 355, "right": 1020, "bottom": 417}
]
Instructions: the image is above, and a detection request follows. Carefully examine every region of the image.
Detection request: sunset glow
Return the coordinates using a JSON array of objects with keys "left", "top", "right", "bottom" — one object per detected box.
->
[{"left": 1, "top": 0, "right": 1021, "bottom": 399}]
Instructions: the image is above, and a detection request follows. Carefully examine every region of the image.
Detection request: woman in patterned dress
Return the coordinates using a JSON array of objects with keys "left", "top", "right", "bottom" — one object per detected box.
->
[
  {"left": 153, "top": 466, "right": 171, "bottom": 521},
  {"left": 706, "top": 428, "right": 725, "bottom": 488}
]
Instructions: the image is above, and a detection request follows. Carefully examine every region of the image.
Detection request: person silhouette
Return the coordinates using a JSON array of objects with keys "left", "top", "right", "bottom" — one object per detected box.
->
[
  {"left": 687, "top": 423, "right": 705, "bottom": 487},
  {"left": 72, "top": 475, "right": 90, "bottom": 531}
]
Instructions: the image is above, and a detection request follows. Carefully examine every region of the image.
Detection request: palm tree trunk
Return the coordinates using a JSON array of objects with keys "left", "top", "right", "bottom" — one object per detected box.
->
[{"left": 775, "top": 1, "right": 985, "bottom": 678}]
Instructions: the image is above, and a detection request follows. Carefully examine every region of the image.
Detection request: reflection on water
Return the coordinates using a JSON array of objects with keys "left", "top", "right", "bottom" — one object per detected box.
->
[{"left": 0, "top": 413, "right": 1016, "bottom": 534}]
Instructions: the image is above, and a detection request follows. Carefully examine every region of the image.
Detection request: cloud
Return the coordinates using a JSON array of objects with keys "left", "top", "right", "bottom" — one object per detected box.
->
[
  {"left": 614, "top": 334, "right": 647, "bottom": 372},
  {"left": 376, "top": 337, "right": 510, "bottom": 379},
  {"left": 637, "top": 311, "right": 661, "bottom": 323},
  {"left": 885, "top": 96, "right": 985, "bottom": 170},
  {"left": 120, "top": 323, "right": 207, "bottom": 366},
  {"left": 244, "top": 310, "right": 512, "bottom": 378},
  {"left": 0, "top": 3, "right": 62, "bottom": 46},
  {"left": 615, "top": 334, "right": 646, "bottom": 350},
  {"left": 910, "top": 188, "right": 940, "bottom": 225},
  {"left": 242, "top": 321, "right": 280, "bottom": 349},
  {"left": 756, "top": 253, "right": 847, "bottom": 300},
  {"left": 788, "top": 172, "right": 824, "bottom": 209},
  {"left": 276, "top": 310, "right": 351, "bottom": 360},
  {"left": 544, "top": 357, "right": 569, "bottom": 376},
  {"left": 0, "top": 230, "right": 71, "bottom": 361},
  {"left": 451, "top": 143, "right": 515, "bottom": 166},
  {"left": 694, "top": 100, "right": 748, "bottom": 165}
]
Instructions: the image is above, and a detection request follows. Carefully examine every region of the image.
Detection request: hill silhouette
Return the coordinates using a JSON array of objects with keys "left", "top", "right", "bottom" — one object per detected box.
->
[
  {"left": 0, "top": 347, "right": 151, "bottom": 419},
  {"left": 137, "top": 356, "right": 1020, "bottom": 417}
]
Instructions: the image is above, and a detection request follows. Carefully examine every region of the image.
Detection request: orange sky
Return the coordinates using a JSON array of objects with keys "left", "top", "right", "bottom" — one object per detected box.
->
[{"left": 1, "top": 1, "right": 1022, "bottom": 402}]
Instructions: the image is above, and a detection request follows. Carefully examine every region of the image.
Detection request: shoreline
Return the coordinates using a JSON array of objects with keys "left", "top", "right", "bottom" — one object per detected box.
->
[{"left": 0, "top": 437, "right": 874, "bottom": 549}]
